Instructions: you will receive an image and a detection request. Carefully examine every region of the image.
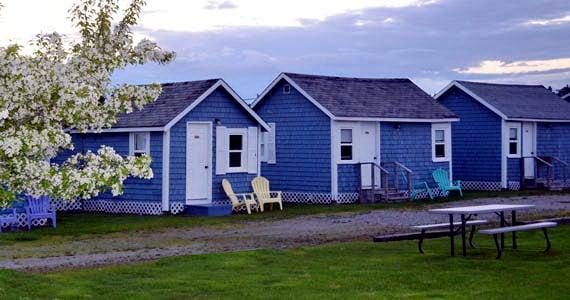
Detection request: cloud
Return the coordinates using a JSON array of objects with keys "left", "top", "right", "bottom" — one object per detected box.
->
[
  {"left": 525, "top": 15, "right": 570, "bottom": 26},
  {"left": 4, "top": 0, "right": 569, "bottom": 97},
  {"left": 454, "top": 58, "right": 570, "bottom": 75},
  {"left": 203, "top": 1, "right": 238, "bottom": 10}
]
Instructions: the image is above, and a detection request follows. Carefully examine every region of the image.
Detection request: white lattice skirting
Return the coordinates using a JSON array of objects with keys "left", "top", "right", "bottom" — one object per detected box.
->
[
  {"left": 50, "top": 198, "right": 83, "bottom": 211},
  {"left": 82, "top": 200, "right": 187, "bottom": 215},
  {"left": 461, "top": 181, "right": 522, "bottom": 191},
  {"left": 283, "top": 192, "right": 334, "bottom": 204},
  {"left": 462, "top": 181, "right": 503, "bottom": 191},
  {"left": 282, "top": 192, "right": 359, "bottom": 204}
]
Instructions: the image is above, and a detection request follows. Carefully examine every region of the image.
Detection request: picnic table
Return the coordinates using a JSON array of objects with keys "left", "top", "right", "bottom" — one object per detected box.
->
[{"left": 429, "top": 204, "right": 535, "bottom": 256}]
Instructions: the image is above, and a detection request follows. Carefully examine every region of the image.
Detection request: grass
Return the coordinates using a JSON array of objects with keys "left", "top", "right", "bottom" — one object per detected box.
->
[
  {"left": 0, "top": 189, "right": 567, "bottom": 247},
  {"left": 0, "top": 225, "right": 568, "bottom": 299}
]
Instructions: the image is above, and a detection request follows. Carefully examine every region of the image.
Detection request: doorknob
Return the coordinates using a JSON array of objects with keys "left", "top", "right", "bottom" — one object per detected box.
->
[{"left": 205, "top": 166, "right": 209, "bottom": 169}]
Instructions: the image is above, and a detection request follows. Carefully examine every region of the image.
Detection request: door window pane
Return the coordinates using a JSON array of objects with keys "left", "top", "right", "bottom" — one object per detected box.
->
[
  {"left": 435, "top": 144, "right": 445, "bottom": 158},
  {"left": 435, "top": 130, "right": 445, "bottom": 143},
  {"left": 509, "top": 128, "right": 518, "bottom": 140},
  {"left": 340, "top": 129, "right": 352, "bottom": 143},
  {"left": 341, "top": 145, "right": 353, "bottom": 160}
]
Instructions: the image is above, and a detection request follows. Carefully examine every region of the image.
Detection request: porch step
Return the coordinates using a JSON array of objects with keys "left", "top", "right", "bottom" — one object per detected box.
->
[
  {"left": 531, "top": 179, "right": 568, "bottom": 191},
  {"left": 360, "top": 189, "right": 409, "bottom": 203}
]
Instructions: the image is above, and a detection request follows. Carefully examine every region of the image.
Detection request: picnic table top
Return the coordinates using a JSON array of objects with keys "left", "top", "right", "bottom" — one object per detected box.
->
[{"left": 429, "top": 204, "right": 536, "bottom": 215}]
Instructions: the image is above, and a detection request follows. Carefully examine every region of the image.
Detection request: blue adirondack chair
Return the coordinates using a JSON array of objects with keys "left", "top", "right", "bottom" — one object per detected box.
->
[
  {"left": 0, "top": 208, "right": 18, "bottom": 232},
  {"left": 401, "top": 172, "right": 435, "bottom": 201},
  {"left": 432, "top": 168, "right": 463, "bottom": 197},
  {"left": 24, "top": 195, "right": 56, "bottom": 230}
]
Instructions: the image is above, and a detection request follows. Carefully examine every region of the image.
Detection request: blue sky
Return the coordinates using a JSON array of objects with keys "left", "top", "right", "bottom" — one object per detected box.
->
[{"left": 1, "top": 0, "right": 570, "bottom": 100}]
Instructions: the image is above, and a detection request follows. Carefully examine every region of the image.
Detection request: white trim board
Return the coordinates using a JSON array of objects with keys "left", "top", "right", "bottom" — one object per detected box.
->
[
  {"left": 186, "top": 121, "right": 213, "bottom": 203},
  {"left": 435, "top": 81, "right": 570, "bottom": 123},
  {"left": 70, "top": 127, "right": 164, "bottom": 133},
  {"left": 162, "top": 130, "right": 170, "bottom": 211},
  {"left": 252, "top": 73, "right": 459, "bottom": 123},
  {"left": 434, "top": 81, "right": 508, "bottom": 119},
  {"left": 165, "top": 80, "right": 271, "bottom": 132},
  {"left": 251, "top": 73, "right": 336, "bottom": 119}
]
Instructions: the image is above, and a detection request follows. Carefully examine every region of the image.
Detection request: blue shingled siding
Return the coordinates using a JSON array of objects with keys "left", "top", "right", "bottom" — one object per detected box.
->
[
  {"left": 79, "top": 132, "right": 163, "bottom": 203},
  {"left": 438, "top": 86, "right": 502, "bottom": 182},
  {"left": 52, "top": 133, "right": 84, "bottom": 164},
  {"left": 507, "top": 159, "right": 521, "bottom": 182},
  {"left": 168, "top": 87, "right": 259, "bottom": 204},
  {"left": 381, "top": 122, "right": 449, "bottom": 188},
  {"left": 255, "top": 80, "right": 332, "bottom": 193},
  {"left": 537, "top": 123, "right": 570, "bottom": 179},
  {"left": 338, "top": 164, "right": 359, "bottom": 194}
]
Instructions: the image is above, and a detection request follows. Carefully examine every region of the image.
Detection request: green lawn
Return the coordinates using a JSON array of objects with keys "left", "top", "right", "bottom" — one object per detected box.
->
[
  {"left": 0, "top": 225, "right": 568, "bottom": 299},
  {"left": 0, "top": 190, "right": 567, "bottom": 247}
]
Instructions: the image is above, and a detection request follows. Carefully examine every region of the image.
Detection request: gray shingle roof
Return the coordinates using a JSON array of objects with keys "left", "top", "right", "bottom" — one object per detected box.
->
[
  {"left": 114, "top": 79, "right": 220, "bottom": 128},
  {"left": 457, "top": 81, "right": 570, "bottom": 120},
  {"left": 283, "top": 73, "right": 457, "bottom": 119}
]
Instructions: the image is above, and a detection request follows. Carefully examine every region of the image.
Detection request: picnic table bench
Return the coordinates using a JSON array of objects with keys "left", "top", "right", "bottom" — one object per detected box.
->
[
  {"left": 411, "top": 220, "right": 488, "bottom": 253},
  {"left": 480, "top": 221, "right": 558, "bottom": 258}
]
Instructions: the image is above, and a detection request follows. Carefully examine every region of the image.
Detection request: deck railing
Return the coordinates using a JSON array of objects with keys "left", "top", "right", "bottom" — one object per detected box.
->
[
  {"left": 520, "top": 156, "right": 568, "bottom": 189},
  {"left": 359, "top": 162, "right": 389, "bottom": 195},
  {"left": 359, "top": 161, "right": 414, "bottom": 201}
]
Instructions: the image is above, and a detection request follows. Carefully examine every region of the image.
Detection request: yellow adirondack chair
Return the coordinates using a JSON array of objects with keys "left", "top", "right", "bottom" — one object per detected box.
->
[
  {"left": 222, "top": 179, "right": 257, "bottom": 214},
  {"left": 251, "top": 176, "right": 283, "bottom": 212}
]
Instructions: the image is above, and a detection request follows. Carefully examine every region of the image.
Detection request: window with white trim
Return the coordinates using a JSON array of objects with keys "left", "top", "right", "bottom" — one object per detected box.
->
[
  {"left": 340, "top": 128, "right": 354, "bottom": 161},
  {"left": 226, "top": 128, "right": 247, "bottom": 172},
  {"left": 507, "top": 124, "right": 521, "bottom": 157},
  {"left": 283, "top": 84, "right": 291, "bottom": 94},
  {"left": 229, "top": 134, "right": 244, "bottom": 168},
  {"left": 431, "top": 124, "right": 451, "bottom": 162},
  {"left": 129, "top": 132, "right": 150, "bottom": 156}
]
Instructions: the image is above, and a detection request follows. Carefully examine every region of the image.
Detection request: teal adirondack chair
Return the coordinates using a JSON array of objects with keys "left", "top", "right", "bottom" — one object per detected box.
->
[
  {"left": 401, "top": 172, "right": 435, "bottom": 200},
  {"left": 432, "top": 169, "right": 463, "bottom": 197}
]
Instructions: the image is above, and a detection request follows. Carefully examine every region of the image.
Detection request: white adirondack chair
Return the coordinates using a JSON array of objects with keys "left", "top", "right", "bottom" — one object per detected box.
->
[
  {"left": 222, "top": 179, "right": 257, "bottom": 214},
  {"left": 251, "top": 176, "right": 283, "bottom": 212}
]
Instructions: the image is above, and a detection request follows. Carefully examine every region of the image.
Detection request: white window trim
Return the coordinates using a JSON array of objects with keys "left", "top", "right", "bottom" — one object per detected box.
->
[
  {"left": 260, "top": 130, "right": 268, "bottom": 162},
  {"left": 506, "top": 122, "right": 522, "bottom": 158},
  {"left": 226, "top": 128, "right": 248, "bottom": 173},
  {"left": 260, "top": 123, "right": 276, "bottom": 164},
  {"left": 283, "top": 84, "right": 291, "bottom": 94},
  {"left": 338, "top": 126, "right": 357, "bottom": 164},
  {"left": 129, "top": 132, "right": 150, "bottom": 156},
  {"left": 431, "top": 123, "right": 451, "bottom": 162}
]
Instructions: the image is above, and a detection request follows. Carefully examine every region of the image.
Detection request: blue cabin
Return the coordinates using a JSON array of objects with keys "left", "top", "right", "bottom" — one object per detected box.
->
[
  {"left": 251, "top": 73, "right": 459, "bottom": 203},
  {"left": 60, "top": 79, "right": 270, "bottom": 215},
  {"left": 436, "top": 81, "right": 570, "bottom": 191}
]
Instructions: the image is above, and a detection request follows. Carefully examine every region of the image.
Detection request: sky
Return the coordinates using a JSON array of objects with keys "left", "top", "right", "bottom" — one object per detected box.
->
[{"left": 1, "top": 0, "right": 569, "bottom": 100}]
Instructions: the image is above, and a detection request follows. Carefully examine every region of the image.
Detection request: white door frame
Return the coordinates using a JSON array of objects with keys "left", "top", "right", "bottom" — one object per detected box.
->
[
  {"left": 186, "top": 121, "right": 213, "bottom": 204},
  {"left": 522, "top": 121, "right": 537, "bottom": 178},
  {"left": 359, "top": 122, "right": 381, "bottom": 188}
]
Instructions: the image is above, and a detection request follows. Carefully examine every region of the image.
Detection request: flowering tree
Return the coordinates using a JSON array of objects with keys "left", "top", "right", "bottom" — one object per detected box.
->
[{"left": 0, "top": 0, "right": 175, "bottom": 206}]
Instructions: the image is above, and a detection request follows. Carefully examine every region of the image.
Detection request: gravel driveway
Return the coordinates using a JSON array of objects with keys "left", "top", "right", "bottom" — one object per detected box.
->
[{"left": 1, "top": 195, "right": 568, "bottom": 272}]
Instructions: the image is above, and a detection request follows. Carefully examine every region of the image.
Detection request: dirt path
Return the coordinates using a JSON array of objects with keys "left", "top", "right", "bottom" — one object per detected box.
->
[{"left": 1, "top": 195, "right": 569, "bottom": 272}]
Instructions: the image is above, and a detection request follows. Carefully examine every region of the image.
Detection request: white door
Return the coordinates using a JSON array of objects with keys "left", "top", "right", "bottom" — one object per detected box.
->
[
  {"left": 186, "top": 123, "right": 212, "bottom": 204},
  {"left": 522, "top": 122, "right": 535, "bottom": 178},
  {"left": 359, "top": 122, "right": 380, "bottom": 188}
]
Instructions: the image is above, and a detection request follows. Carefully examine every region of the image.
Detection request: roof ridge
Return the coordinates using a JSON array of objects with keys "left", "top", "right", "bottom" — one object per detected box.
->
[
  {"left": 159, "top": 78, "right": 221, "bottom": 86},
  {"left": 457, "top": 80, "right": 544, "bottom": 88},
  {"left": 283, "top": 72, "right": 410, "bottom": 82}
]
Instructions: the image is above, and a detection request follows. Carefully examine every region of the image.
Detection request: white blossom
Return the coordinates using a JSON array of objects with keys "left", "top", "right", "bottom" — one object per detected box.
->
[{"left": 0, "top": 0, "right": 175, "bottom": 207}]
